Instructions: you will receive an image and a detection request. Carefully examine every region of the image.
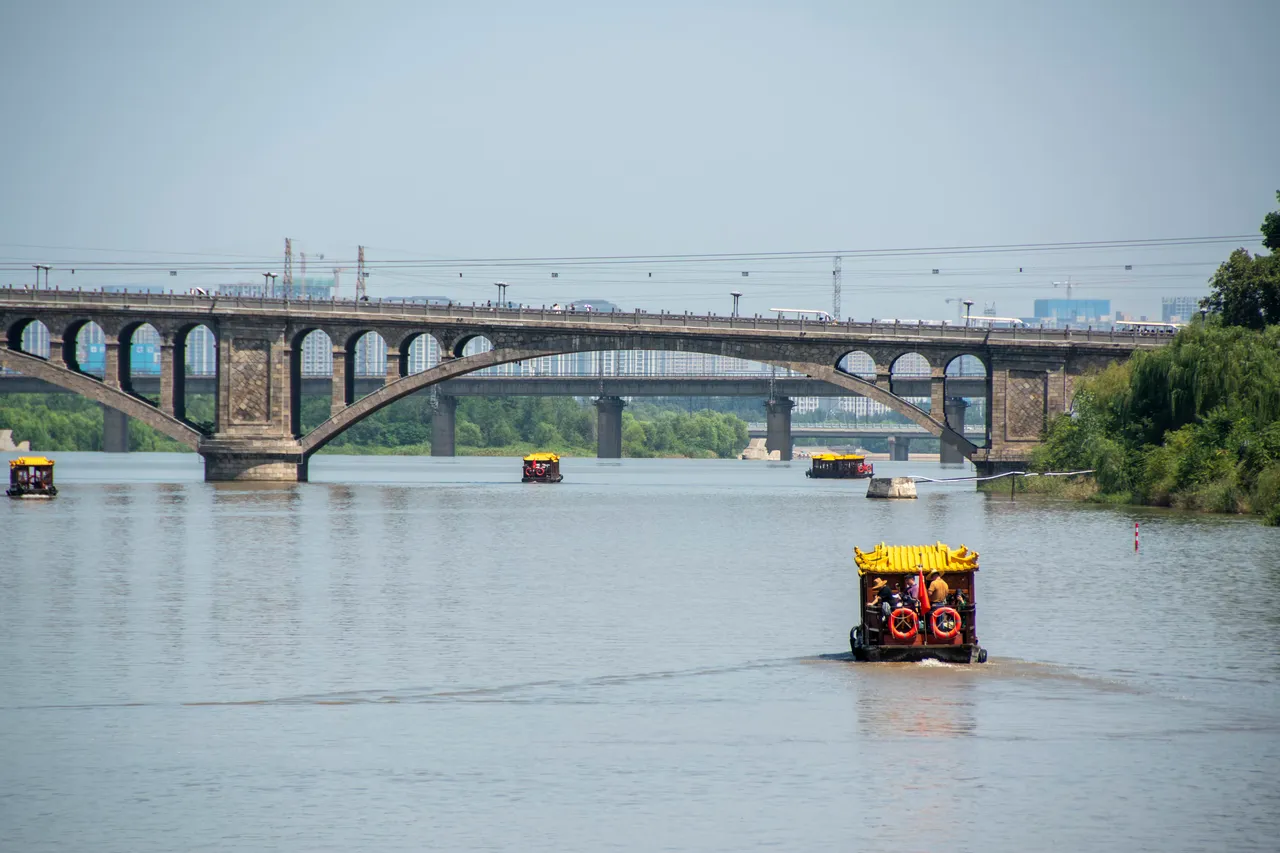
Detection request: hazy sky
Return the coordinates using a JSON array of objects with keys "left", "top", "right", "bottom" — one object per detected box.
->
[{"left": 2, "top": 0, "right": 1276, "bottom": 318}]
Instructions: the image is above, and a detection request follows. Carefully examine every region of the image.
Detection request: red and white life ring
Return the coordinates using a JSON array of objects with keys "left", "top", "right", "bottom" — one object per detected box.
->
[{"left": 889, "top": 607, "right": 918, "bottom": 640}]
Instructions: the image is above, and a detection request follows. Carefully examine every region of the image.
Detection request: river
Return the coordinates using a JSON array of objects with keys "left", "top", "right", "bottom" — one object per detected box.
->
[{"left": 2, "top": 453, "right": 1277, "bottom": 851}]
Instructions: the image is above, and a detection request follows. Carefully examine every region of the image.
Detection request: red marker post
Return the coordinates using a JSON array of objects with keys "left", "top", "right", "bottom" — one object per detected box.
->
[{"left": 1134, "top": 521, "right": 1139, "bottom": 553}]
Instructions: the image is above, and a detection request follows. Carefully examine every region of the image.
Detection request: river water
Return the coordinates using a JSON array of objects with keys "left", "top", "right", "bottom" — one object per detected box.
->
[{"left": 1, "top": 453, "right": 1277, "bottom": 851}]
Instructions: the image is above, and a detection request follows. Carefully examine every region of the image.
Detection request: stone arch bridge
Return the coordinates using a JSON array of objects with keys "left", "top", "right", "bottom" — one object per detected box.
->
[{"left": 0, "top": 289, "right": 1161, "bottom": 480}]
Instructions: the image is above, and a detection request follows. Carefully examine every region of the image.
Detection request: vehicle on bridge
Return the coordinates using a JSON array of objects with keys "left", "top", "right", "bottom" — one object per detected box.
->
[
  {"left": 850, "top": 541, "right": 987, "bottom": 664},
  {"left": 965, "top": 315, "right": 1026, "bottom": 329},
  {"left": 7, "top": 456, "right": 57, "bottom": 499},
  {"left": 769, "top": 307, "right": 833, "bottom": 322},
  {"left": 805, "top": 453, "right": 874, "bottom": 479},
  {"left": 1113, "top": 320, "right": 1182, "bottom": 336},
  {"left": 521, "top": 452, "right": 563, "bottom": 484}
]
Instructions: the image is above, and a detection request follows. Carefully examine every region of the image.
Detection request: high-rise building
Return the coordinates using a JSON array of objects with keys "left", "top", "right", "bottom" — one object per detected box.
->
[
  {"left": 1032, "top": 299, "right": 1111, "bottom": 323},
  {"left": 1161, "top": 296, "right": 1201, "bottom": 323}
]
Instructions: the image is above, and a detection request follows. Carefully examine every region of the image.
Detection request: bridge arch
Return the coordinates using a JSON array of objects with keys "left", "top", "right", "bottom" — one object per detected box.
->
[
  {"left": 943, "top": 354, "right": 989, "bottom": 441},
  {"left": 836, "top": 349, "right": 877, "bottom": 380},
  {"left": 299, "top": 342, "right": 978, "bottom": 457},
  {"left": 0, "top": 345, "right": 202, "bottom": 449}
]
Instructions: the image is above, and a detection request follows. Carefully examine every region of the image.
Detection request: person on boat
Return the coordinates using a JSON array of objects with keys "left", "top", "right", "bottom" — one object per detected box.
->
[
  {"left": 866, "top": 577, "right": 887, "bottom": 606},
  {"left": 926, "top": 570, "right": 949, "bottom": 607}
]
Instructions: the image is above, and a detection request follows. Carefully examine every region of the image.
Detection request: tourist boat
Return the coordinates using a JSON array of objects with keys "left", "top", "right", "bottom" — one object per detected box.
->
[
  {"left": 7, "top": 456, "right": 58, "bottom": 499},
  {"left": 521, "top": 452, "right": 563, "bottom": 483},
  {"left": 805, "top": 453, "right": 874, "bottom": 479},
  {"left": 850, "top": 541, "right": 988, "bottom": 663}
]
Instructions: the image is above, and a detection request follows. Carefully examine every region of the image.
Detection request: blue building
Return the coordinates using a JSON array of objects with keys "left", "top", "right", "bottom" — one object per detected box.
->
[{"left": 1032, "top": 299, "right": 1111, "bottom": 323}]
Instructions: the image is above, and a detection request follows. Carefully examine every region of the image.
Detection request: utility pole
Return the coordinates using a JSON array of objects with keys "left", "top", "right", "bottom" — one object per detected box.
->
[
  {"left": 300, "top": 251, "right": 306, "bottom": 298},
  {"left": 283, "top": 238, "right": 294, "bottom": 299},
  {"left": 356, "top": 245, "right": 368, "bottom": 301},
  {"left": 832, "top": 255, "right": 842, "bottom": 320},
  {"left": 730, "top": 290, "right": 742, "bottom": 317}
]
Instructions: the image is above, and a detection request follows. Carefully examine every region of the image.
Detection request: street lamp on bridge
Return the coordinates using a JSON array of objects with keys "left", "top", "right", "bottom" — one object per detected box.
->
[
  {"left": 963, "top": 299, "right": 974, "bottom": 326},
  {"left": 730, "top": 290, "right": 742, "bottom": 317},
  {"left": 494, "top": 281, "right": 508, "bottom": 307},
  {"left": 262, "top": 272, "right": 278, "bottom": 298}
]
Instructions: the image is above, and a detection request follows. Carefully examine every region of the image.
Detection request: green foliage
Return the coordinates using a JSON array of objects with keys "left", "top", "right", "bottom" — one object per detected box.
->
[
  {"left": 1262, "top": 190, "right": 1280, "bottom": 252},
  {"left": 1202, "top": 195, "right": 1280, "bottom": 328},
  {"left": 0, "top": 394, "right": 192, "bottom": 452},
  {"left": 1201, "top": 249, "right": 1280, "bottom": 329},
  {"left": 1032, "top": 324, "right": 1280, "bottom": 523},
  {"left": 2, "top": 389, "right": 750, "bottom": 461},
  {"left": 620, "top": 409, "right": 748, "bottom": 458}
]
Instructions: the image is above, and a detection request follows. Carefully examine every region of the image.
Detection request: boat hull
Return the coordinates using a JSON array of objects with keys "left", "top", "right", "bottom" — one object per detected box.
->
[
  {"left": 521, "top": 476, "right": 563, "bottom": 484},
  {"left": 852, "top": 643, "right": 982, "bottom": 663},
  {"left": 6, "top": 488, "right": 57, "bottom": 499}
]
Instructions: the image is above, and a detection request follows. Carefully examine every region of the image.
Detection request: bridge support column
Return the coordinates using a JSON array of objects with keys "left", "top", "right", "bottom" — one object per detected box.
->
[
  {"left": 384, "top": 347, "right": 405, "bottom": 385},
  {"left": 764, "top": 397, "right": 793, "bottom": 460},
  {"left": 941, "top": 397, "right": 968, "bottom": 465},
  {"left": 432, "top": 394, "right": 457, "bottom": 457},
  {"left": 102, "top": 339, "right": 121, "bottom": 390},
  {"left": 47, "top": 337, "right": 65, "bottom": 369},
  {"left": 596, "top": 395, "right": 626, "bottom": 458},
  {"left": 889, "top": 436, "right": 910, "bottom": 461},
  {"left": 930, "top": 370, "right": 945, "bottom": 419},
  {"left": 331, "top": 347, "right": 351, "bottom": 416},
  {"left": 102, "top": 404, "right": 130, "bottom": 452},
  {"left": 158, "top": 340, "right": 177, "bottom": 417},
  {"left": 199, "top": 438, "right": 308, "bottom": 481}
]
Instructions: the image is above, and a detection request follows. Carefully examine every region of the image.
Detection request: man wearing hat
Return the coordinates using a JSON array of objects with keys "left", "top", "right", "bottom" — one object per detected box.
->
[{"left": 926, "top": 569, "right": 949, "bottom": 607}]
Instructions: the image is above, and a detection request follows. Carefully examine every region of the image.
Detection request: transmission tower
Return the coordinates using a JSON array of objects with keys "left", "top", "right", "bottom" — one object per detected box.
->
[
  {"left": 356, "top": 245, "right": 368, "bottom": 300},
  {"left": 300, "top": 251, "right": 307, "bottom": 297},
  {"left": 832, "top": 255, "right": 842, "bottom": 320},
  {"left": 283, "top": 238, "right": 294, "bottom": 299}
]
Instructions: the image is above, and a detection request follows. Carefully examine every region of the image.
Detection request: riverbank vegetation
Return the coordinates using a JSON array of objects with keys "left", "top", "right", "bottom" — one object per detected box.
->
[
  {"left": 0, "top": 392, "right": 750, "bottom": 458},
  {"left": 1029, "top": 195, "right": 1280, "bottom": 524}
]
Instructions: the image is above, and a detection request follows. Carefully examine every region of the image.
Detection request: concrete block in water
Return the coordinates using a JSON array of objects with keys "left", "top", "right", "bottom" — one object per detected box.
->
[{"left": 865, "top": 477, "right": 918, "bottom": 499}]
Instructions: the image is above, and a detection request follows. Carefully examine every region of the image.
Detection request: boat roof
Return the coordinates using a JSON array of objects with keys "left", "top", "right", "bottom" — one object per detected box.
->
[
  {"left": 523, "top": 452, "right": 559, "bottom": 462},
  {"left": 854, "top": 541, "right": 978, "bottom": 575},
  {"left": 812, "top": 453, "right": 865, "bottom": 461},
  {"left": 10, "top": 456, "right": 54, "bottom": 467}
]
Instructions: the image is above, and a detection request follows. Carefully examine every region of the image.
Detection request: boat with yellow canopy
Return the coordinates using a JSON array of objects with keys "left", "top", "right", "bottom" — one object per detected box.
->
[
  {"left": 850, "top": 541, "right": 987, "bottom": 663},
  {"left": 7, "top": 456, "right": 58, "bottom": 499},
  {"left": 521, "top": 452, "right": 563, "bottom": 483},
  {"left": 805, "top": 453, "right": 874, "bottom": 479}
]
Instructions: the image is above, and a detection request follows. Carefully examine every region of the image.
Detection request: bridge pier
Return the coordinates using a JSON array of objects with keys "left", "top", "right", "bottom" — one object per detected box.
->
[
  {"left": 199, "top": 438, "right": 308, "bottom": 482},
  {"left": 595, "top": 396, "right": 626, "bottom": 458},
  {"left": 432, "top": 394, "right": 457, "bottom": 457},
  {"left": 941, "top": 397, "right": 968, "bottom": 465},
  {"left": 888, "top": 436, "right": 911, "bottom": 461},
  {"left": 102, "top": 404, "right": 130, "bottom": 453},
  {"left": 764, "top": 397, "right": 793, "bottom": 461}
]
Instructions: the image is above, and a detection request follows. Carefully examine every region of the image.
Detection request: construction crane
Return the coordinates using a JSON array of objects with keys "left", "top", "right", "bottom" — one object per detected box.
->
[
  {"left": 944, "top": 297, "right": 974, "bottom": 321},
  {"left": 283, "top": 238, "right": 294, "bottom": 299},
  {"left": 1053, "top": 277, "right": 1074, "bottom": 299}
]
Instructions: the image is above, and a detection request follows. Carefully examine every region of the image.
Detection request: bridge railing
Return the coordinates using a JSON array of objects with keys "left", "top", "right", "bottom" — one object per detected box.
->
[{"left": 0, "top": 286, "right": 1163, "bottom": 346}]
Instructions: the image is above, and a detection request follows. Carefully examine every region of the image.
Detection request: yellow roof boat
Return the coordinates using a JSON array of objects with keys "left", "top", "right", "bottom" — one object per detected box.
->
[
  {"left": 523, "top": 452, "right": 559, "bottom": 462},
  {"left": 812, "top": 453, "right": 865, "bottom": 461},
  {"left": 854, "top": 541, "right": 979, "bottom": 575},
  {"left": 10, "top": 456, "right": 55, "bottom": 468}
]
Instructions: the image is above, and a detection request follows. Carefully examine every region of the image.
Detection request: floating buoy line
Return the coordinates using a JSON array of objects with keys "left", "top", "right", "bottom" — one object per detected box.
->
[{"left": 909, "top": 470, "right": 1094, "bottom": 484}]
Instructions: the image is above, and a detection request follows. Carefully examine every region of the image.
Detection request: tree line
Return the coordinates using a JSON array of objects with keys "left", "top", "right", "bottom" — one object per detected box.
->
[
  {"left": 1, "top": 391, "right": 750, "bottom": 459},
  {"left": 1032, "top": 193, "right": 1280, "bottom": 525}
]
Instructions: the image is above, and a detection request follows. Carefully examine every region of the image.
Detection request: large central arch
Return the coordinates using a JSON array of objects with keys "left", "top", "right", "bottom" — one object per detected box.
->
[
  {"left": 300, "top": 343, "right": 978, "bottom": 457},
  {"left": 0, "top": 346, "right": 203, "bottom": 448}
]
